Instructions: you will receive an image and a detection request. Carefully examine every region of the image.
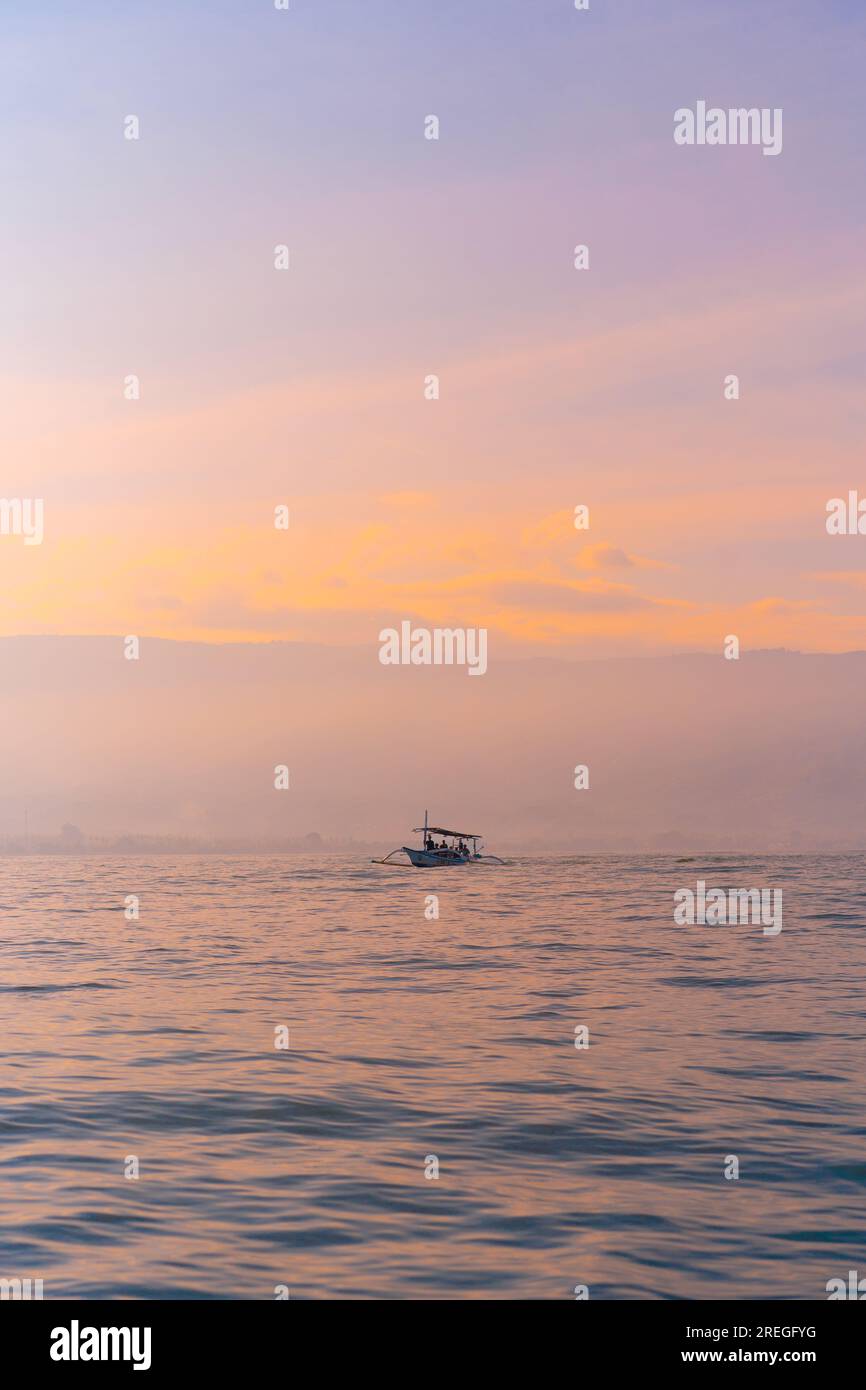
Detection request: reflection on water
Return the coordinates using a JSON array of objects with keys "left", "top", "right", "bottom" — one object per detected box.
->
[{"left": 0, "top": 853, "right": 864, "bottom": 1299}]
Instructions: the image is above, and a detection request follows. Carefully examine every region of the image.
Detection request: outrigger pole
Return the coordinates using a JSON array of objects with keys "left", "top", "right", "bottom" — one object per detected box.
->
[{"left": 370, "top": 849, "right": 413, "bottom": 867}]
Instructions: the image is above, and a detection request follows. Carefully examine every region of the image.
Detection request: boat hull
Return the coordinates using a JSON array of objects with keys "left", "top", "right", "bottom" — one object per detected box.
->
[{"left": 402, "top": 846, "right": 470, "bottom": 867}]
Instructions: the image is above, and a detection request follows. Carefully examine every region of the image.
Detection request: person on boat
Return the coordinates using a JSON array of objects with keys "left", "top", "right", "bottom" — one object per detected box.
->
[{"left": 425, "top": 835, "right": 434, "bottom": 851}]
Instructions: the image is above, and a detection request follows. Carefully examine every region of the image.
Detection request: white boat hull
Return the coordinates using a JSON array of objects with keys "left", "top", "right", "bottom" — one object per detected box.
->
[{"left": 402, "top": 846, "right": 470, "bottom": 867}]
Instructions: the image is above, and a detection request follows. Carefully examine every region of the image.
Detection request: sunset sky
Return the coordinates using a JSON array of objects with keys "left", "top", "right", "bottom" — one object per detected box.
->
[{"left": 2, "top": 0, "right": 866, "bottom": 657}]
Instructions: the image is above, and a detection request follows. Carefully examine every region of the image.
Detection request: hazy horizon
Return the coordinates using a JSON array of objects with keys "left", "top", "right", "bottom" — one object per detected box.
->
[{"left": 3, "top": 637, "right": 865, "bottom": 850}]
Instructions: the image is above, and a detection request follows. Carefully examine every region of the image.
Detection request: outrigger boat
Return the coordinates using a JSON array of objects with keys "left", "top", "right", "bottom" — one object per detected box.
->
[{"left": 372, "top": 811, "right": 506, "bottom": 868}]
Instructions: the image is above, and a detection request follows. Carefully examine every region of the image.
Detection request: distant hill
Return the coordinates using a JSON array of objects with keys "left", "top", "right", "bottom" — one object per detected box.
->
[{"left": 1, "top": 637, "right": 864, "bottom": 851}]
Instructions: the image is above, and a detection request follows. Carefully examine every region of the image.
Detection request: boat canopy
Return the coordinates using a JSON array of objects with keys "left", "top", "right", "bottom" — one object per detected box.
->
[{"left": 413, "top": 826, "right": 479, "bottom": 839}]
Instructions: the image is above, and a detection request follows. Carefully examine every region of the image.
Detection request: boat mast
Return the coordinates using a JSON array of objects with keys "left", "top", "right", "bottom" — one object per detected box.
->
[{"left": 422, "top": 809, "right": 427, "bottom": 850}]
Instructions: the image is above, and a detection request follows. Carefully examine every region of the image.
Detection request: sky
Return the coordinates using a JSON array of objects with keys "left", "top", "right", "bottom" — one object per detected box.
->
[{"left": 1, "top": 0, "right": 865, "bottom": 659}]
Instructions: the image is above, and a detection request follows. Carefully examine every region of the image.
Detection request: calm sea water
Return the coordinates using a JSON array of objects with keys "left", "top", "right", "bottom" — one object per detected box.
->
[{"left": 1, "top": 853, "right": 864, "bottom": 1300}]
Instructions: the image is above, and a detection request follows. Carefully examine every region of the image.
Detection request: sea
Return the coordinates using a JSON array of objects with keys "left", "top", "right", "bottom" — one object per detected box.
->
[{"left": 1, "top": 853, "right": 864, "bottom": 1300}]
